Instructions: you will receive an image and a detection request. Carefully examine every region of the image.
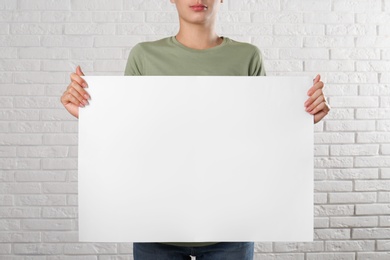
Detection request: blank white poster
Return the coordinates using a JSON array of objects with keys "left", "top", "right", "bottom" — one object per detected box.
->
[{"left": 78, "top": 76, "right": 314, "bottom": 243}]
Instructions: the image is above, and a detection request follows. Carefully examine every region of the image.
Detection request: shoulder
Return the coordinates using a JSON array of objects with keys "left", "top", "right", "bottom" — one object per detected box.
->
[
  {"left": 225, "top": 37, "right": 262, "bottom": 56},
  {"left": 133, "top": 37, "right": 172, "bottom": 52}
]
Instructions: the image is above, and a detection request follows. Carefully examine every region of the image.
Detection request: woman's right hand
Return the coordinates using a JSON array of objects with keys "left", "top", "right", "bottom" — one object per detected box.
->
[{"left": 60, "top": 65, "right": 90, "bottom": 119}]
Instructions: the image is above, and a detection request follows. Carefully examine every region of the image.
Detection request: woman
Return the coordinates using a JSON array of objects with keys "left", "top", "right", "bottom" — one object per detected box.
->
[{"left": 61, "top": 0, "right": 330, "bottom": 259}]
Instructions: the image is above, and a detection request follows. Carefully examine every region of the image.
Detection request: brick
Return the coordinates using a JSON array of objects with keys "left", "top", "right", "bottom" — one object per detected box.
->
[
  {"left": 281, "top": 0, "right": 331, "bottom": 11},
  {"left": 382, "top": 168, "right": 390, "bottom": 178},
  {"left": 305, "top": 61, "right": 354, "bottom": 72},
  {"left": 315, "top": 181, "right": 353, "bottom": 192},
  {"left": 380, "top": 97, "right": 390, "bottom": 108},
  {"left": 21, "top": 219, "right": 72, "bottom": 231},
  {"left": 71, "top": 0, "right": 123, "bottom": 11},
  {"left": 70, "top": 48, "right": 122, "bottom": 60},
  {"left": 314, "top": 145, "right": 329, "bottom": 156},
  {"left": 314, "top": 205, "right": 354, "bottom": 216},
  {"left": 0, "top": 207, "right": 40, "bottom": 218},
  {"left": 355, "top": 180, "right": 390, "bottom": 191},
  {"left": 41, "top": 11, "right": 92, "bottom": 22},
  {"left": 0, "top": 0, "right": 17, "bottom": 10},
  {"left": 229, "top": 0, "right": 279, "bottom": 11},
  {"left": 315, "top": 193, "right": 327, "bottom": 204},
  {"left": 0, "top": 11, "right": 40, "bottom": 22},
  {"left": 330, "top": 144, "right": 379, "bottom": 156},
  {"left": 314, "top": 229, "right": 350, "bottom": 239},
  {"left": 377, "top": 240, "right": 390, "bottom": 251},
  {"left": 280, "top": 48, "right": 328, "bottom": 60},
  {"left": 381, "top": 144, "right": 390, "bottom": 154},
  {"left": 17, "top": 146, "right": 68, "bottom": 157},
  {"left": 359, "top": 84, "right": 390, "bottom": 95},
  {"left": 9, "top": 122, "right": 63, "bottom": 133},
  {"left": 65, "top": 23, "right": 116, "bottom": 35},
  {"left": 329, "top": 96, "right": 379, "bottom": 107},
  {"left": 356, "top": 108, "right": 390, "bottom": 119},
  {"left": 331, "top": 48, "right": 380, "bottom": 60},
  {"left": 353, "top": 228, "right": 390, "bottom": 239},
  {"left": 43, "top": 134, "right": 77, "bottom": 145},
  {"left": 0, "top": 47, "right": 17, "bottom": 58},
  {"left": 355, "top": 156, "right": 390, "bottom": 167},
  {"left": 315, "top": 157, "right": 353, "bottom": 168},
  {"left": 14, "top": 72, "right": 66, "bottom": 84},
  {"left": 42, "top": 207, "right": 77, "bottom": 218},
  {"left": 94, "top": 11, "right": 145, "bottom": 23},
  {"left": 274, "top": 24, "right": 324, "bottom": 36},
  {"left": 304, "top": 36, "right": 354, "bottom": 48},
  {"left": 330, "top": 217, "right": 378, "bottom": 228},
  {"left": 0, "top": 134, "right": 42, "bottom": 145},
  {"left": 273, "top": 241, "right": 324, "bottom": 252},
  {"left": 20, "top": 0, "right": 70, "bottom": 10},
  {"left": 0, "top": 147, "right": 16, "bottom": 157},
  {"left": 0, "top": 195, "right": 13, "bottom": 206},
  {"left": 42, "top": 158, "right": 77, "bottom": 170},
  {"left": 42, "top": 231, "right": 78, "bottom": 242},
  {"left": 306, "top": 253, "right": 352, "bottom": 260},
  {"left": 325, "top": 240, "right": 375, "bottom": 251},
  {"left": 304, "top": 13, "right": 354, "bottom": 24},
  {"left": 325, "top": 109, "right": 354, "bottom": 119},
  {"left": 0, "top": 60, "right": 40, "bottom": 71},
  {"left": 252, "top": 12, "right": 302, "bottom": 24},
  {"left": 0, "top": 158, "right": 40, "bottom": 170},
  {"left": 94, "top": 60, "right": 127, "bottom": 72},
  {"left": 15, "top": 195, "right": 66, "bottom": 206},
  {"left": 41, "top": 60, "right": 93, "bottom": 72},
  {"left": 13, "top": 243, "right": 63, "bottom": 255},
  {"left": 0, "top": 232, "right": 40, "bottom": 242},
  {"left": 329, "top": 192, "right": 376, "bottom": 203},
  {"left": 63, "top": 243, "right": 117, "bottom": 254},
  {"left": 378, "top": 192, "right": 390, "bottom": 203},
  {"left": 314, "top": 133, "right": 355, "bottom": 144},
  {"left": 314, "top": 217, "right": 329, "bottom": 228},
  {"left": 10, "top": 23, "right": 62, "bottom": 35},
  {"left": 379, "top": 216, "right": 390, "bottom": 226},
  {"left": 94, "top": 36, "right": 144, "bottom": 47},
  {"left": 0, "top": 35, "right": 40, "bottom": 47},
  {"left": 356, "top": 204, "right": 390, "bottom": 215},
  {"left": 334, "top": 0, "right": 381, "bottom": 12},
  {"left": 41, "top": 35, "right": 94, "bottom": 47},
  {"left": 376, "top": 120, "right": 390, "bottom": 132},
  {"left": 326, "top": 24, "right": 376, "bottom": 36},
  {"left": 42, "top": 183, "right": 77, "bottom": 194},
  {"left": 19, "top": 47, "right": 69, "bottom": 59},
  {"left": 357, "top": 133, "right": 390, "bottom": 143},
  {"left": 356, "top": 36, "right": 390, "bottom": 48},
  {"left": 15, "top": 171, "right": 66, "bottom": 182},
  {"left": 356, "top": 13, "right": 390, "bottom": 24},
  {"left": 322, "top": 84, "right": 358, "bottom": 96},
  {"left": 326, "top": 121, "right": 376, "bottom": 132}
]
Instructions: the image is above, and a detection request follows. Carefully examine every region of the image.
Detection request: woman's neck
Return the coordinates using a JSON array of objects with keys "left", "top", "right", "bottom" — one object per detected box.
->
[{"left": 175, "top": 23, "right": 222, "bottom": 50}]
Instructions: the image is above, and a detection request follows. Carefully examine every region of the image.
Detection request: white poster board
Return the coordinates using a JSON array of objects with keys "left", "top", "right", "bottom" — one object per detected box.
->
[{"left": 78, "top": 76, "right": 314, "bottom": 243}]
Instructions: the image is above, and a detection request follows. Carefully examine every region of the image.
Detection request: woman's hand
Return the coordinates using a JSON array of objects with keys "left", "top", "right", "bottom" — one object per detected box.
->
[
  {"left": 304, "top": 74, "right": 331, "bottom": 124},
  {"left": 60, "top": 66, "right": 90, "bottom": 119}
]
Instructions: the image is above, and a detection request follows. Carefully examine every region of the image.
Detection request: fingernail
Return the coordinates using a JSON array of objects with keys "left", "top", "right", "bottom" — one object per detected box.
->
[
  {"left": 82, "top": 83, "right": 88, "bottom": 88},
  {"left": 82, "top": 99, "right": 89, "bottom": 105},
  {"left": 84, "top": 94, "right": 90, "bottom": 100},
  {"left": 79, "top": 103, "right": 84, "bottom": 108}
]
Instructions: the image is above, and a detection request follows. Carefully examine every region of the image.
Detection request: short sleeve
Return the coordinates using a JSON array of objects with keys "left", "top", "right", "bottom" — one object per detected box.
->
[
  {"left": 249, "top": 46, "right": 266, "bottom": 76},
  {"left": 124, "top": 43, "right": 144, "bottom": 76}
]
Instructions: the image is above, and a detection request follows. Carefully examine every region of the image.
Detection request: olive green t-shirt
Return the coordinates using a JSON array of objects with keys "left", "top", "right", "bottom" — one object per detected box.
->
[{"left": 124, "top": 36, "right": 266, "bottom": 248}]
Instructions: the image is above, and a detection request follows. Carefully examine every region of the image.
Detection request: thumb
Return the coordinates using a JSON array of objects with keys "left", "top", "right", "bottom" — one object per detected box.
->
[
  {"left": 313, "top": 74, "right": 320, "bottom": 84},
  {"left": 76, "top": 65, "right": 85, "bottom": 76}
]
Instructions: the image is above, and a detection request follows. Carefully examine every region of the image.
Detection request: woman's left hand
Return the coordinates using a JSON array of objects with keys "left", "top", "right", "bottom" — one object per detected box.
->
[{"left": 304, "top": 74, "right": 331, "bottom": 124}]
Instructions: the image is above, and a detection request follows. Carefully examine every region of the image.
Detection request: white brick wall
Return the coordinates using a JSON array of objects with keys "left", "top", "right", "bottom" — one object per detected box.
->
[{"left": 0, "top": 0, "right": 389, "bottom": 259}]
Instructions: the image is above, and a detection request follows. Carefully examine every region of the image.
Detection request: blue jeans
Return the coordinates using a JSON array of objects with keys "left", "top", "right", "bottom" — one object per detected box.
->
[{"left": 133, "top": 242, "right": 254, "bottom": 260}]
